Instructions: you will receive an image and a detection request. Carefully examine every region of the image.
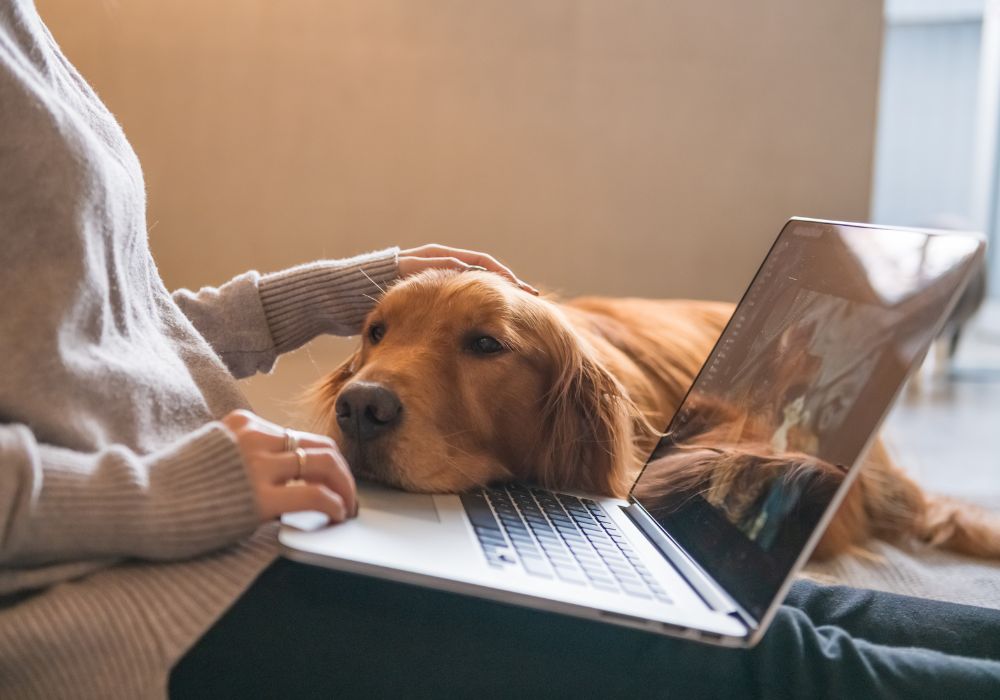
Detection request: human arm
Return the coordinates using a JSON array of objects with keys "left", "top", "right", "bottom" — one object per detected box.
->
[
  {"left": 172, "top": 248, "right": 400, "bottom": 379},
  {"left": 0, "top": 421, "right": 258, "bottom": 571},
  {"left": 0, "top": 413, "right": 354, "bottom": 577},
  {"left": 172, "top": 244, "right": 535, "bottom": 379}
]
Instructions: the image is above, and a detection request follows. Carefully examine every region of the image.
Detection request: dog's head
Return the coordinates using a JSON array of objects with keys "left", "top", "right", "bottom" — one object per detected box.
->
[{"left": 314, "top": 270, "right": 647, "bottom": 496}]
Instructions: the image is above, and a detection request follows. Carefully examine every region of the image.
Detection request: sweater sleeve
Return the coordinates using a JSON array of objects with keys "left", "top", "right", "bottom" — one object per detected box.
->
[
  {"left": 0, "top": 422, "right": 260, "bottom": 571},
  {"left": 172, "top": 248, "right": 399, "bottom": 379}
]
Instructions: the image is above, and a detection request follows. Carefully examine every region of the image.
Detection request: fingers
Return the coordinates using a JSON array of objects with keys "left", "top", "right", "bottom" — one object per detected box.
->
[
  {"left": 399, "top": 244, "right": 539, "bottom": 295},
  {"left": 225, "top": 411, "right": 337, "bottom": 453},
  {"left": 222, "top": 410, "right": 358, "bottom": 522},
  {"left": 292, "top": 432, "right": 338, "bottom": 451},
  {"left": 258, "top": 483, "right": 348, "bottom": 523},
  {"left": 421, "top": 245, "right": 517, "bottom": 280},
  {"left": 259, "top": 448, "right": 357, "bottom": 516}
]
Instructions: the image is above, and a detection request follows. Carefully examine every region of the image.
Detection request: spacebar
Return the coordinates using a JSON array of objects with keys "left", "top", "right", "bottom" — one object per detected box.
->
[{"left": 460, "top": 492, "right": 501, "bottom": 530}]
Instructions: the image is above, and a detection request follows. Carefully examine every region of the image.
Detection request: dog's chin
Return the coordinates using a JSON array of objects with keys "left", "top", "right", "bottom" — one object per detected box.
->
[
  {"left": 339, "top": 441, "right": 400, "bottom": 487},
  {"left": 336, "top": 440, "right": 429, "bottom": 492}
]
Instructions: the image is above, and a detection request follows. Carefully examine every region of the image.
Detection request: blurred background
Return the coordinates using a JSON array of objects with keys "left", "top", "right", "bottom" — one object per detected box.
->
[{"left": 36, "top": 0, "right": 1000, "bottom": 504}]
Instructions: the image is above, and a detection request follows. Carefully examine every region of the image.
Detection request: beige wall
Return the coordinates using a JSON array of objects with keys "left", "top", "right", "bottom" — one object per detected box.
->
[{"left": 36, "top": 0, "right": 883, "bottom": 424}]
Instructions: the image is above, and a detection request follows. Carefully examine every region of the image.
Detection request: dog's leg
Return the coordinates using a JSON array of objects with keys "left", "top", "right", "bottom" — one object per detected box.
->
[
  {"left": 918, "top": 496, "right": 1000, "bottom": 558},
  {"left": 818, "top": 441, "right": 1000, "bottom": 560}
]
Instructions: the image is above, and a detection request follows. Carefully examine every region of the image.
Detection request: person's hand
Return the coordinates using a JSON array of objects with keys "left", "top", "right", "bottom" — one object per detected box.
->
[
  {"left": 221, "top": 410, "right": 357, "bottom": 523},
  {"left": 398, "top": 244, "right": 539, "bottom": 295}
]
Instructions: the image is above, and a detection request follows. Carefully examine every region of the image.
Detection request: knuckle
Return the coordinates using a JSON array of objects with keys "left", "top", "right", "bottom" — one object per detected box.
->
[
  {"left": 223, "top": 409, "right": 253, "bottom": 428},
  {"left": 306, "top": 485, "right": 327, "bottom": 509},
  {"left": 315, "top": 450, "right": 338, "bottom": 470},
  {"left": 307, "top": 432, "right": 337, "bottom": 448}
]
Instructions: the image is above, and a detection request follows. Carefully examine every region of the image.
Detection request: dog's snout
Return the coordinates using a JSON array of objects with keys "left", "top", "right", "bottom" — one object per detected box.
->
[{"left": 335, "top": 382, "right": 403, "bottom": 441}]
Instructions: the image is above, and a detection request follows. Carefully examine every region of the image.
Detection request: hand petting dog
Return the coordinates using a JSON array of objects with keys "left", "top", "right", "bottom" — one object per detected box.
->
[
  {"left": 399, "top": 244, "right": 538, "bottom": 295},
  {"left": 230, "top": 245, "right": 532, "bottom": 524}
]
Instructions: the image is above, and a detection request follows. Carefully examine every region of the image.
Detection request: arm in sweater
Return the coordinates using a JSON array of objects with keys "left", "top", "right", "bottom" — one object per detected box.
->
[
  {"left": 0, "top": 422, "right": 260, "bottom": 576},
  {"left": 172, "top": 248, "right": 399, "bottom": 379}
]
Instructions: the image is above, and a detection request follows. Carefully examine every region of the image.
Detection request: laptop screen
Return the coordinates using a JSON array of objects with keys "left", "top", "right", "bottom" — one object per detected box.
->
[{"left": 630, "top": 219, "right": 983, "bottom": 621}]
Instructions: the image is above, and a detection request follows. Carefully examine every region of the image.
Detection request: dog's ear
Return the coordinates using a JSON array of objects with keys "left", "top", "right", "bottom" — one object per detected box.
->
[
  {"left": 527, "top": 307, "right": 649, "bottom": 498},
  {"left": 309, "top": 347, "right": 362, "bottom": 436}
]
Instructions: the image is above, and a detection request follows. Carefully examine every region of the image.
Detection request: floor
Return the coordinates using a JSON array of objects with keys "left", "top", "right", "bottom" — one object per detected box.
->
[{"left": 883, "top": 301, "right": 1000, "bottom": 510}]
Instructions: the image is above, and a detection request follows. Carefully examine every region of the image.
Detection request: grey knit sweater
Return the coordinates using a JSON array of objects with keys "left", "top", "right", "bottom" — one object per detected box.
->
[{"left": 0, "top": 2, "right": 398, "bottom": 696}]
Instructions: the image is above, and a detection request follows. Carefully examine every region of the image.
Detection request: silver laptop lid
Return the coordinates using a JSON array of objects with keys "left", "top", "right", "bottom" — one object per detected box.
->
[{"left": 629, "top": 218, "right": 985, "bottom": 627}]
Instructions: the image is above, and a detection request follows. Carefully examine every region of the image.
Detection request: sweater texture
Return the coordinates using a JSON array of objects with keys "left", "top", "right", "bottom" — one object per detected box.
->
[{"left": 0, "top": 2, "right": 398, "bottom": 696}]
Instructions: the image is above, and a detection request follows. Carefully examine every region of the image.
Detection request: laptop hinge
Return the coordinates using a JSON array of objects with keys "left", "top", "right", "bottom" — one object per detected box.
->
[{"left": 624, "top": 501, "right": 757, "bottom": 629}]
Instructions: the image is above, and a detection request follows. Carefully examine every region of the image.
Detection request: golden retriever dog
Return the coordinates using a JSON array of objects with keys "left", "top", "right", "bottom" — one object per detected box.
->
[{"left": 314, "top": 270, "right": 1000, "bottom": 561}]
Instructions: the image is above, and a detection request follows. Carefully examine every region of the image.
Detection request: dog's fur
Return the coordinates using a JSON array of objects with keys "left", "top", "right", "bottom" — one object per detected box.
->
[{"left": 315, "top": 270, "right": 1000, "bottom": 560}]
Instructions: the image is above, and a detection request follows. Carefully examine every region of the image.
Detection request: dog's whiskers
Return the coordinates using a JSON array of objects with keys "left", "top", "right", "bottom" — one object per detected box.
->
[{"left": 360, "top": 268, "right": 387, "bottom": 295}]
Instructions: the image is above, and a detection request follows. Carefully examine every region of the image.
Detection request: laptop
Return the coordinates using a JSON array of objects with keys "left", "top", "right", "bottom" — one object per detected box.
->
[{"left": 280, "top": 217, "right": 985, "bottom": 648}]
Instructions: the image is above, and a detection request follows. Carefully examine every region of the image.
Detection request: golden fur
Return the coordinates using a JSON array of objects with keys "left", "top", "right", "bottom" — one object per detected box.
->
[{"left": 315, "top": 270, "right": 1000, "bottom": 560}]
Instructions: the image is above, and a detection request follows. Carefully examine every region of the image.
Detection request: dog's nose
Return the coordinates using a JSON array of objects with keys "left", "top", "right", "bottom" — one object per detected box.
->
[{"left": 335, "top": 382, "right": 403, "bottom": 441}]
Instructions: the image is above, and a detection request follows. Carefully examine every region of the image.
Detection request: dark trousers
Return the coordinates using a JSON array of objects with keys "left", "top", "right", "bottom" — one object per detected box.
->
[{"left": 170, "top": 558, "right": 1000, "bottom": 699}]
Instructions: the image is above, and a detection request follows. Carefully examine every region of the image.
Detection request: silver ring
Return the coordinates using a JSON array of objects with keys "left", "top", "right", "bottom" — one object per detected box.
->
[
  {"left": 283, "top": 428, "right": 299, "bottom": 454},
  {"left": 294, "top": 447, "right": 307, "bottom": 481}
]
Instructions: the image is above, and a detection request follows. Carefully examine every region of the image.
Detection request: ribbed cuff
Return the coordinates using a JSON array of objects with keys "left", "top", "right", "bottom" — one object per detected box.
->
[
  {"left": 136, "top": 423, "right": 261, "bottom": 559},
  {"left": 21, "top": 424, "right": 260, "bottom": 564},
  {"left": 258, "top": 247, "right": 399, "bottom": 354}
]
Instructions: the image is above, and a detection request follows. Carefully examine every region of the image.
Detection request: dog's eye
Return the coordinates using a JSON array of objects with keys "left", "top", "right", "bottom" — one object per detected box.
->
[
  {"left": 470, "top": 336, "right": 504, "bottom": 355},
  {"left": 368, "top": 323, "right": 385, "bottom": 344}
]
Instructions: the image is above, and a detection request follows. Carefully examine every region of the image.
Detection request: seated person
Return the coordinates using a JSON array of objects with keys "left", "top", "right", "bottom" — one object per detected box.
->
[{"left": 1, "top": 2, "right": 998, "bottom": 697}]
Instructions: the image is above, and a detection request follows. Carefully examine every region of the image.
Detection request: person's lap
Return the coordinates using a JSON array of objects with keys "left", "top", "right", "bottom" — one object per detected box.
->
[{"left": 169, "top": 558, "right": 1000, "bottom": 699}]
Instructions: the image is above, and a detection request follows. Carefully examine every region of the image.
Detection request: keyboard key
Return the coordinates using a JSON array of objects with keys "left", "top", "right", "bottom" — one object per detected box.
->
[
  {"left": 554, "top": 566, "right": 587, "bottom": 585},
  {"left": 591, "top": 579, "right": 619, "bottom": 593},
  {"left": 479, "top": 535, "right": 507, "bottom": 549},
  {"left": 580, "top": 564, "right": 609, "bottom": 579},
  {"left": 621, "top": 582, "right": 652, "bottom": 599},
  {"left": 461, "top": 493, "right": 501, "bottom": 530},
  {"left": 585, "top": 569, "right": 616, "bottom": 583},
  {"left": 488, "top": 552, "right": 517, "bottom": 565},
  {"left": 614, "top": 571, "right": 643, "bottom": 585},
  {"left": 522, "top": 557, "right": 553, "bottom": 578}
]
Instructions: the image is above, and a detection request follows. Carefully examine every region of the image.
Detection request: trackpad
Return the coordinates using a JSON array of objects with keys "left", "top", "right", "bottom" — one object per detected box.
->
[
  {"left": 357, "top": 480, "right": 440, "bottom": 523},
  {"left": 280, "top": 480, "right": 441, "bottom": 532}
]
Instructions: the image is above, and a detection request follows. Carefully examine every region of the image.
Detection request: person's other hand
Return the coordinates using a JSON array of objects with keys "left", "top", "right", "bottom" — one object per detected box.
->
[
  {"left": 399, "top": 244, "right": 539, "bottom": 295},
  {"left": 222, "top": 410, "right": 357, "bottom": 523}
]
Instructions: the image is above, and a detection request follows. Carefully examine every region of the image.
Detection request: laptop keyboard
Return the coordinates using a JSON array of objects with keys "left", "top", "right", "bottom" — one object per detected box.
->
[{"left": 460, "top": 483, "right": 672, "bottom": 603}]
